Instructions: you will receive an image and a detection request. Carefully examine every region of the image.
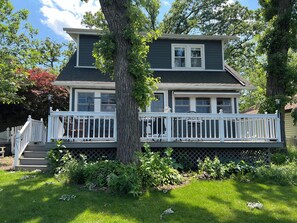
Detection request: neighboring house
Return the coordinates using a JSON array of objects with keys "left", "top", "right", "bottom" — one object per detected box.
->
[
  {"left": 13, "top": 28, "right": 283, "bottom": 169},
  {"left": 285, "top": 103, "right": 297, "bottom": 146}
]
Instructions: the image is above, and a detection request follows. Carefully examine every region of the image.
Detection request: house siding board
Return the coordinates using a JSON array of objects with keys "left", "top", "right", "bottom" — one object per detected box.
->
[
  {"left": 57, "top": 52, "right": 112, "bottom": 82},
  {"left": 154, "top": 71, "right": 238, "bottom": 84},
  {"left": 148, "top": 39, "right": 223, "bottom": 69},
  {"left": 168, "top": 90, "right": 173, "bottom": 108},
  {"left": 78, "top": 35, "right": 100, "bottom": 67},
  {"left": 285, "top": 112, "right": 297, "bottom": 139},
  {"left": 58, "top": 54, "right": 239, "bottom": 85}
]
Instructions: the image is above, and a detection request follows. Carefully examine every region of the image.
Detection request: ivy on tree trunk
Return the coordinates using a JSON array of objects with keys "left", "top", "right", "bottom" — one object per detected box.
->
[{"left": 99, "top": 0, "right": 141, "bottom": 164}]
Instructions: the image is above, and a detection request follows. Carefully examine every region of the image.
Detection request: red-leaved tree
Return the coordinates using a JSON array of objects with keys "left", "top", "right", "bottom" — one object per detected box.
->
[{"left": 21, "top": 68, "right": 69, "bottom": 121}]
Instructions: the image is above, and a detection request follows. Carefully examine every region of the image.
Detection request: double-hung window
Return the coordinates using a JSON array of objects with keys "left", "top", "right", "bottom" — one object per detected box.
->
[
  {"left": 77, "top": 92, "right": 94, "bottom": 111},
  {"left": 217, "top": 98, "right": 232, "bottom": 113},
  {"left": 175, "top": 97, "right": 190, "bottom": 113},
  {"left": 151, "top": 93, "right": 165, "bottom": 112},
  {"left": 196, "top": 98, "right": 211, "bottom": 113},
  {"left": 172, "top": 44, "right": 204, "bottom": 69},
  {"left": 174, "top": 47, "right": 186, "bottom": 67},
  {"left": 101, "top": 93, "right": 116, "bottom": 112}
]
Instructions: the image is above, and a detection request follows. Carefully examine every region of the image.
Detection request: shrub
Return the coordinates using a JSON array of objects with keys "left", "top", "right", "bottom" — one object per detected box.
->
[
  {"left": 252, "top": 162, "right": 297, "bottom": 186},
  {"left": 271, "top": 153, "right": 288, "bottom": 165},
  {"left": 198, "top": 157, "right": 226, "bottom": 179},
  {"left": 107, "top": 164, "right": 142, "bottom": 196},
  {"left": 197, "top": 157, "right": 254, "bottom": 180},
  {"left": 52, "top": 143, "right": 183, "bottom": 196},
  {"left": 83, "top": 160, "right": 123, "bottom": 188},
  {"left": 138, "top": 144, "right": 183, "bottom": 188},
  {"left": 57, "top": 153, "right": 87, "bottom": 185},
  {"left": 46, "top": 140, "right": 67, "bottom": 173}
]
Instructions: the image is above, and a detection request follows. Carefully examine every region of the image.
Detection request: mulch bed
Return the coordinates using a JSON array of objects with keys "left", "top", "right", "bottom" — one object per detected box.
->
[{"left": 0, "top": 156, "right": 13, "bottom": 171}]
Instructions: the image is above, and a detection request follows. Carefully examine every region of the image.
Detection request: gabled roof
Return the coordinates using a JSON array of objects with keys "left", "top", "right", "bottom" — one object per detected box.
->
[{"left": 55, "top": 52, "right": 253, "bottom": 90}]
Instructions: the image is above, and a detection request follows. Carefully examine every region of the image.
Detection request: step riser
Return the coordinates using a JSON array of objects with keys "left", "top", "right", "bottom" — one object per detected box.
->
[
  {"left": 26, "top": 146, "right": 49, "bottom": 151},
  {"left": 20, "top": 159, "right": 48, "bottom": 165},
  {"left": 15, "top": 166, "right": 48, "bottom": 171},
  {"left": 24, "top": 151, "right": 48, "bottom": 158}
]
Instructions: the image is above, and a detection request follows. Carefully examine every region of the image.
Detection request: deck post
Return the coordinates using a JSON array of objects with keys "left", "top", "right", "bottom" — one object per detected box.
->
[
  {"left": 13, "top": 130, "right": 21, "bottom": 168},
  {"left": 28, "top": 115, "right": 32, "bottom": 142},
  {"left": 114, "top": 114, "right": 117, "bottom": 142},
  {"left": 47, "top": 107, "right": 53, "bottom": 142},
  {"left": 276, "top": 114, "right": 281, "bottom": 142},
  {"left": 166, "top": 112, "right": 172, "bottom": 142},
  {"left": 219, "top": 110, "right": 225, "bottom": 142}
]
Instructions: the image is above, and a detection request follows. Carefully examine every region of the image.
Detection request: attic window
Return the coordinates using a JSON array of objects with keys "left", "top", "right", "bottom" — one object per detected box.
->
[{"left": 172, "top": 44, "right": 205, "bottom": 69}]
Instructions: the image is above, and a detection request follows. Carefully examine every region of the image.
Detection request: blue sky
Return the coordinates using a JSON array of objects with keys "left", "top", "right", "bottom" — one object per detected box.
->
[{"left": 11, "top": 0, "right": 260, "bottom": 43}]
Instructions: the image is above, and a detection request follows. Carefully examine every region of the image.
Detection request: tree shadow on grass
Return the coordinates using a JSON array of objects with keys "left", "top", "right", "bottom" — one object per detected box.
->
[
  {"left": 1, "top": 172, "right": 297, "bottom": 223},
  {"left": 0, "top": 172, "right": 218, "bottom": 223},
  {"left": 206, "top": 180, "right": 297, "bottom": 223}
]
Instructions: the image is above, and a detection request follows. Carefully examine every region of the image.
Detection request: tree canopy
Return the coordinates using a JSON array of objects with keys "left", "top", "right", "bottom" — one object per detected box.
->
[{"left": 0, "top": 0, "right": 75, "bottom": 104}]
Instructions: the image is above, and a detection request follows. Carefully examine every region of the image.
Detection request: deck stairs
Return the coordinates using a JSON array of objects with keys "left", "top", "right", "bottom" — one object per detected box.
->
[{"left": 15, "top": 143, "right": 49, "bottom": 171}]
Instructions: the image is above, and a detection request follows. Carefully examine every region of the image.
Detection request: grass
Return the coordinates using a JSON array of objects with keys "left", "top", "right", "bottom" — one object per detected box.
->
[{"left": 1, "top": 170, "right": 297, "bottom": 222}]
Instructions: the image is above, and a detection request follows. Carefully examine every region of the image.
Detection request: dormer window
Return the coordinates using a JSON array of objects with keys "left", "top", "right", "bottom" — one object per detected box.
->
[{"left": 172, "top": 44, "right": 205, "bottom": 69}]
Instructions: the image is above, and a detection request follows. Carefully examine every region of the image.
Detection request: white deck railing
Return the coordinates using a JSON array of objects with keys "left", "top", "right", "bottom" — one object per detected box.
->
[
  {"left": 48, "top": 110, "right": 281, "bottom": 143},
  {"left": 13, "top": 116, "right": 46, "bottom": 167}
]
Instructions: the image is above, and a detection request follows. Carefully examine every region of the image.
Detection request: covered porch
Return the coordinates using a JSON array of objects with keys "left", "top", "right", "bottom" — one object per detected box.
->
[{"left": 47, "top": 110, "right": 281, "bottom": 144}]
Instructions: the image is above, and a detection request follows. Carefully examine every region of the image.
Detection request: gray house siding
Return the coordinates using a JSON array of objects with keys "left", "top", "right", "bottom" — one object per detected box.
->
[
  {"left": 57, "top": 52, "right": 239, "bottom": 85},
  {"left": 77, "top": 36, "right": 223, "bottom": 69},
  {"left": 78, "top": 35, "right": 100, "bottom": 67},
  {"left": 148, "top": 39, "right": 223, "bottom": 70}
]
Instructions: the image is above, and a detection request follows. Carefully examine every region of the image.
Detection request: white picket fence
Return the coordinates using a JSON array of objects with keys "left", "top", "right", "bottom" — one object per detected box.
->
[
  {"left": 47, "top": 110, "right": 281, "bottom": 143},
  {"left": 13, "top": 116, "right": 47, "bottom": 167}
]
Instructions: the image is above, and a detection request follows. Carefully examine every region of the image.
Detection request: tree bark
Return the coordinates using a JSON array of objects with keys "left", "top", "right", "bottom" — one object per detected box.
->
[
  {"left": 99, "top": 0, "right": 141, "bottom": 163},
  {"left": 265, "top": 0, "right": 293, "bottom": 145}
]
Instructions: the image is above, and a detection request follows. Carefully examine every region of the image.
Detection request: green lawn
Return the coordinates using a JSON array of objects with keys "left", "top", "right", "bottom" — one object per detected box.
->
[{"left": 1, "top": 170, "right": 297, "bottom": 223}]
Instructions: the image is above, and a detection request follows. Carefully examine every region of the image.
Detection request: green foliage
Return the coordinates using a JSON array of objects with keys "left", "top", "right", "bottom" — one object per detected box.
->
[
  {"left": 53, "top": 143, "right": 182, "bottom": 196},
  {"left": 138, "top": 144, "right": 182, "bottom": 187},
  {"left": 271, "top": 153, "right": 288, "bottom": 165},
  {"left": 107, "top": 164, "right": 142, "bottom": 196},
  {"left": 0, "top": 0, "right": 75, "bottom": 104},
  {"left": 252, "top": 163, "right": 297, "bottom": 186},
  {"left": 271, "top": 146, "right": 297, "bottom": 165},
  {"left": 198, "top": 157, "right": 255, "bottom": 180},
  {"left": 161, "top": 0, "right": 267, "bottom": 111},
  {"left": 57, "top": 153, "right": 87, "bottom": 185},
  {"left": 0, "top": 0, "right": 36, "bottom": 103},
  {"left": 83, "top": 160, "right": 123, "bottom": 188},
  {"left": 82, "top": 1, "right": 161, "bottom": 110},
  {"left": 46, "top": 140, "right": 67, "bottom": 174},
  {"left": 258, "top": 0, "right": 297, "bottom": 113}
]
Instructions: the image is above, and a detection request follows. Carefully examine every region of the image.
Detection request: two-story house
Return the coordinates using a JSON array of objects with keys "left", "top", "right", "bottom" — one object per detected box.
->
[{"left": 13, "top": 28, "right": 282, "bottom": 170}]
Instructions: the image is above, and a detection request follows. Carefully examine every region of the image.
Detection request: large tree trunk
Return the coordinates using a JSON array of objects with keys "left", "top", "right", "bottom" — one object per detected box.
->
[
  {"left": 265, "top": 0, "right": 293, "bottom": 145},
  {"left": 99, "top": 0, "right": 141, "bottom": 163}
]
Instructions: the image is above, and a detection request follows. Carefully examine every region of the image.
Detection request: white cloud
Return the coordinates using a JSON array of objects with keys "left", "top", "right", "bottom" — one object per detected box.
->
[
  {"left": 226, "top": 0, "right": 236, "bottom": 4},
  {"left": 161, "top": 0, "right": 171, "bottom": 7},
  {"left": 40, "top": 0, "right": 101, "bottom": 40}
]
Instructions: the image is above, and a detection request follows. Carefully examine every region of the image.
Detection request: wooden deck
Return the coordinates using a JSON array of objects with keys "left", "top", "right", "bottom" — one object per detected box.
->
[{"left": 45, "top": 141, "right": 283, "bottom": 149}]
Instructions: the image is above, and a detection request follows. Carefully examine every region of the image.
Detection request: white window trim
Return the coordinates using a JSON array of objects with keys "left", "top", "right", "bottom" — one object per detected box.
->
[
  {"left": 74, "top": 89, "right": 115, "bottom": 112},
  {"left": 100, "top": 90, "right": 116, "bottom": 112},
  {"left": 75, "top": 89, "right": 96, "bottom": 112},
  {"left": 76, "top": 35, "right": 80, "bottom": 67},
  {"left": 173, "top": 92, "right": 240, "bottom": 114},
  {"left": 171, "top": 44, "right": 205, "bottom": 70},
  {"left": 69, "top": 87, "right": 73, "bottom": 111}
]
